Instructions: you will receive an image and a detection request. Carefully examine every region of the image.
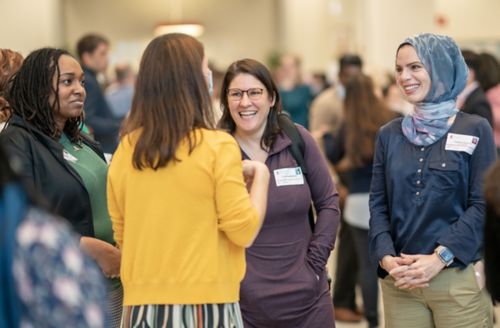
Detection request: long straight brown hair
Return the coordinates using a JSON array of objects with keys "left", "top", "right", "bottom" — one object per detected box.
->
[
  {"left": 122, "top": 33, "right": 214, "bottom": 170},
  {"left": 344, "top": 74, "right": 394, "bottom": 168}
]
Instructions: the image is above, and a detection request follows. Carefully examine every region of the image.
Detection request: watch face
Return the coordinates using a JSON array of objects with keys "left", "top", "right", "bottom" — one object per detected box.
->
[{"left": 440, "top": 248, "right": 454, "bottom": 262}]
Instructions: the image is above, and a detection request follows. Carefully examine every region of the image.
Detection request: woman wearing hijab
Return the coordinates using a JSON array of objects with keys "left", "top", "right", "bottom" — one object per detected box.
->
[{"left": 369, "top": 33, "right": 496, "bottom": 327}]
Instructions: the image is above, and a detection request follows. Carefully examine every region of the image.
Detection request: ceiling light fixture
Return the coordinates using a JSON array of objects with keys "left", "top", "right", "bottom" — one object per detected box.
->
[
  {"left": 154, "top": 0, "right": 204, "bottom": 37},
  {"left": 154, "top": 22, "right": 204, "bottom": 37}
]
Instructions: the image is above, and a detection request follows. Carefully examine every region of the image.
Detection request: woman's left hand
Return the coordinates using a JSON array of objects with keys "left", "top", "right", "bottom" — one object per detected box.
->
[
  {"left": 391, "top": 253, "right": 446, "bottom": 289},
  {"left": 80, "top": 237, "right": 121, "bottom": 278}
]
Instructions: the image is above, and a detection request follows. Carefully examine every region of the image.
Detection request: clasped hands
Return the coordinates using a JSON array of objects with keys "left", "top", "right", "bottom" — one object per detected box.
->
[{"left": 381, "top": 253, "right": 446, "bottom": 290}]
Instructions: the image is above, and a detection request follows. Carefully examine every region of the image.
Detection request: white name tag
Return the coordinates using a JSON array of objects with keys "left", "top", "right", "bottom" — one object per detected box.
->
[
  {"left": 104, "top": 153, "right": 112, "bottom": 164},
  {"left": 445, "top": 133, "right": 479, "bottom": 155},
  {"left": 63, "top": 150, "right": 78, "bottom": 162},
  {"left": 274, "top": 167, "right": 304, "bottom": 186}
]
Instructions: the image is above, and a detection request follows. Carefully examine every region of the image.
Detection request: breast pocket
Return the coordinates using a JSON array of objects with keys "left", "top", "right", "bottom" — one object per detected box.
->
[{"left": 428, "top": 159, "right": 460, "bottom": 191}]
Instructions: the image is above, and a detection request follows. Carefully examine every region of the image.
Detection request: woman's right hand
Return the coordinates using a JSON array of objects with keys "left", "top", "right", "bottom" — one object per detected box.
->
[
  {"left": 241, "top": 159, "right": 270, "bottom": 247},
  {"left": 381, "top": 255, "right": 413, "bottom": 277},
  {"left": 80, "top": 237, "right": 121, "bottom": 278},
  {"left": 381, "top": 255, "right": 430, "bottom": 289},
  {"left": 242, "top": 160, "right": 268, "bottom": 191}
]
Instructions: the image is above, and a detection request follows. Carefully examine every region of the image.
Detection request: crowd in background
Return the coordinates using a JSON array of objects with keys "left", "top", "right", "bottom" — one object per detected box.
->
[{"left": 0, "top": 30, "right": 499, "bottom": 328}]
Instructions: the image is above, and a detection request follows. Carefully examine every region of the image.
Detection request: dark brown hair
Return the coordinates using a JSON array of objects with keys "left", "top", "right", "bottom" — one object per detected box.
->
[
  {"left": 339, "top": 54, "right": 363, "bottom": 72},
  {"left": 218, "top": 58, "right": 282, "bottom": 150},
  {"left": 121, "top": 33, "right": 214, "bottom": 170},
  {"left": 0, "top": 49, "right": 23, "bottom": 117},
  {"left": 477, "top": 53, "right": 500, "bottom": 92},
  {"left": 344, "top": 74, "right": 394, "bottom": 167},
  {"left": 8, "top": 48, "right": 83, "bottom": 141},
  {"left": 484, "top": 160, "right": 500, "bottom": 302},
  {"left": 76, "top": 33, "right": 109, "bottom": 59}
]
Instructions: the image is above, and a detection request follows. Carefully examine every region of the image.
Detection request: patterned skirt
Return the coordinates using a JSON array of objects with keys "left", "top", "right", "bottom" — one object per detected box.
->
[
  {"left": 121, "top": 303, "right": 243, "bottom": 328},
  {"left": 108, "top": 284, "right": 124, "bottom": 328}
]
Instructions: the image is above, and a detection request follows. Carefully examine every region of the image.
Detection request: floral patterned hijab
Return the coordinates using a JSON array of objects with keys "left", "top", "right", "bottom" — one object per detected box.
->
[{"left": 400, "top": 33, "right": 468, "bottom": 146}]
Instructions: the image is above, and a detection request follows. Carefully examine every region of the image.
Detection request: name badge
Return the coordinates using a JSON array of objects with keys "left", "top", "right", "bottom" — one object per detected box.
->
[
  {"left": 63, "top": 150, "right": 78, "bottom": 162},
  {"left": 274, "top": 167, "right": 304, "bottom": 186},
  {"left": 445, "top": 133, "right": 479, "bottom": 155}
]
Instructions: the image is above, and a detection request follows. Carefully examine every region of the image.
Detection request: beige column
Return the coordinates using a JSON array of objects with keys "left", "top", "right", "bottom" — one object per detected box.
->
[
  {"left": 357, "top": 0, "right": 435, "bottom": 74},
  {"left": 1, "top": 0, "right": 64, "bottom": 55}
]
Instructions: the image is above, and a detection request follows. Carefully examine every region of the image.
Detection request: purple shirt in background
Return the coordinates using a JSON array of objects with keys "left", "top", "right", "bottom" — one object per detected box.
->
[{"left": 238, "top": 125, "right": 340, "bottom": 328}]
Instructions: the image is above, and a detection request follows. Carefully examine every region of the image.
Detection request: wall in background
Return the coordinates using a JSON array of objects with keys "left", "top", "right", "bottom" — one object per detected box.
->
[
  {"left": 0, "top": 0, "right": 63, "bottom": 56},
  {"left": 63, "top": 0, "right": 278, "bottom": 71},
  {"left": 358, "top": 0, "right": 434, "bottom": 81},
  {"left": 1, "top": 0, "right": 500, "bottom": 75},
  {"left": 435, "top": 0, "right": 500, "bottom": 58}
]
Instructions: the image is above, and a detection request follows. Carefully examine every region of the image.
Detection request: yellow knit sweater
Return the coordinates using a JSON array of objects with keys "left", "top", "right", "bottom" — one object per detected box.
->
[{"left": 107, "top": 128, "right": 259, "bottom": 305}]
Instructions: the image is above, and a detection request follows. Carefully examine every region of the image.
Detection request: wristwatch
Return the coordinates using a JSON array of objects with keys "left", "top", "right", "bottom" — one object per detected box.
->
[{"left": 435, "top": 246, "right": 454, "bottom": 266}]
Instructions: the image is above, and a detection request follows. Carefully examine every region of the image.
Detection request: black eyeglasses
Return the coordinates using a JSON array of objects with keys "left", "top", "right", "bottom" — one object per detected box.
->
[{"left": 227, "top": 88, "right": 264, "bottom": 101}]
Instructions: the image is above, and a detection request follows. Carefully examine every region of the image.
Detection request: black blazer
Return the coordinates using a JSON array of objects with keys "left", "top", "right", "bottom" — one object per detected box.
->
[
  {"left": 0, "top": 115, "right": 106, "bottom": 236},
  {"left": 462, "top": 87, "right": 493, "bottom": 127}
]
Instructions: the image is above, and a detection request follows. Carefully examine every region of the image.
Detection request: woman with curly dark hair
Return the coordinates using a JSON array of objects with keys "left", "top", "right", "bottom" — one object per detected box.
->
[{"left": 1, "top": 47, "right": 122, "bottom": 327}]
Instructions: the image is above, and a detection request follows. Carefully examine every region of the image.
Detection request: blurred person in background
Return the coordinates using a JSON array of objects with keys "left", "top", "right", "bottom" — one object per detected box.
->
[
  {"left": 0, "top": 49, "right": 23, "bottom": 131},
  {"left": 315, "top": 53, "right": 364, "bottom": 323},
  {"left": 309, "top": 54, "right": 363, "bottom": 140},
  {"left": 105, "top": 62, "right": 135, "bottom": 120},
  {"left": 457, "top": 49, "right": 493, "bottom": 127},
  {"left": 369, "top": 33, "right": 495, "bottom": 327},
  {"left": 208, "top": 62, "right": 224, "bottom": 122},
  {"left": 307, "top": 72, "right": 330, "bottom": 98},
  {"left": 1, "top": 47, "right": 123, "bottom": 327},
  {"left": 108, "top": 34, "right": 270, "bottom": 328},
  {"left": 382, "top": 76, "right": 412, "bottom": 117},
  {"left": 77, "top": 33, "right": 121, "bottom": 154},
  {"left": 276, "top": 54, "right": 314, "bottom": 128},
  {"left": 324, "top": 74, "right": 395, "bottom": 328},
  {"left": 484, "top": 160, "right": 500, "bottom": 303},
  {"left": 219, "top": 58, "right": 339, "bottom": 328},
  {"left": 477, "top": 52, "right": 500, "bottom": 153},
  {"left": 0, "top": 143, "right": 107, "bottom": 328}
]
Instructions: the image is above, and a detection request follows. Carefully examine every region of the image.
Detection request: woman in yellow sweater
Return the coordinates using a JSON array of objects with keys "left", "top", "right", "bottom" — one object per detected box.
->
[{"left": 107, "top": 33, "right": 270, "bottom": 328}]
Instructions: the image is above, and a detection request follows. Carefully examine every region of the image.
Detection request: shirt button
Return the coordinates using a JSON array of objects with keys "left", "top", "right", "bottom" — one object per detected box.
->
[
  {"left": 419, "top": 158, "right": 423, "bottom": 162},
  {"left": 416, "top": 191, "right": 420, "bottom": 196},
  {"left": 441, "top": 163, "right": 446, "bottom": 168},
  {"left": 417, "top": 169, "right": 422, "bottom": 173},
  {"left": 421, "top": 147, "right": 425, "bottom": 151},
  {"left": 417, "top": 180, "right": 421, "bottom": 184}
]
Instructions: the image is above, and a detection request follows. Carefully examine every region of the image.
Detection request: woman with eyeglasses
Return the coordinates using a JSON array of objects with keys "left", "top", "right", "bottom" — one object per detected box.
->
[
  {"left": 108, "top": 34, "right": 270, "bottom": 327},
  {"left": 219, "top": 58, "right": 340, "bottom": 328}
]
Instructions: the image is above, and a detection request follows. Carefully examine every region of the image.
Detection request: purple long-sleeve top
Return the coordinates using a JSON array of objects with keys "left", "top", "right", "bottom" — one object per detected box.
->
[{"left": 239, "top": 124, "right": 340, "bottom": 327}]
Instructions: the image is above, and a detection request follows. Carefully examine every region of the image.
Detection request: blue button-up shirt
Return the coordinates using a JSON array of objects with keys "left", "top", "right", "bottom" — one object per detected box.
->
[{"left": 369, "top": 112, "right": 497, "bottom": 277}]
